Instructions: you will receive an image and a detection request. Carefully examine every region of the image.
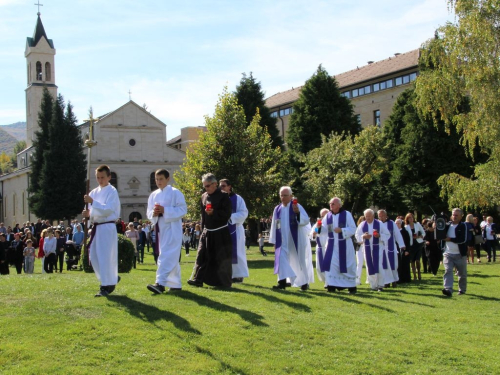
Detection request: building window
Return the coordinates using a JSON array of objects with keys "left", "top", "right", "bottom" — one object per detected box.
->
[
  {"left": 352, "top": 89, "right": 359, "bottom": 98},
  {"left": 403, "top": 75, "right": 410, "bottom": 84},
  {"left": 341, "top": 91, "right": 351, "bottom": 98},
  {"left": 373, "top": 83, "right": 380, "bottom": 92},
  {"left": 45, "top": 62, "right": 51, "bottom": 81},
  {"left": 36, "top": 61, "right": 42, "bottom": 81},
  {"left": 150, "top": 172, "right": 156, "bottom": 191},
  {"left": 270, "top": 111, "right": 278, "bottom": 118},
  {"left": 410, "top": 72, "right": 417, "bottom": 81},
  {"left": 356, "top": 114, "right": 361, "bottom": 125},
  {"left": 364, "top": 85, "right": 371, "bottom": 94},
  {"left": 129, "top": 139, "right": 136, "bottom": 147},
  {"left": 279, "top": 107, "right": 293, "bottom": 117},
  {"left": 395, "top": 77, "right": 403, "bottom": 86},
  {"left": 110, "top": 172, "right": 118, "bottom": 189},
  {"left": 374, "top": 110, "right": 381, "bottom": 126}
]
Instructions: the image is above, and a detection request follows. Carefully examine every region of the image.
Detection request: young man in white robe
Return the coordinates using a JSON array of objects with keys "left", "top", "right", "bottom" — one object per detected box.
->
[
  {"left": 317, "top": 198, "right": 358, "bottom": 294},
  {"left": 378, "top": 209, "right": 406, "bottom": 287},
  {"left": 219, "top": 179, "right": 249, "bottom": 283},
  {"left": 147, "top": 169, "right": 187, "bottom": 294},
  {"left": 355, "top": 209, "right": 391, "bottom": 291},
  {"left": 83, "top": 165, "right": 121, "bottom": 297},
  {"left": 269, "top": 186, "right": 314, "bottom": 291}
]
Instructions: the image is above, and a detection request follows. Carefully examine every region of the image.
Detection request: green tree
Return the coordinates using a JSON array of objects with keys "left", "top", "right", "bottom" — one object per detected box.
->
[
  {"left": 301, "top": 126, "right": 386, "bottom": 215},
  {"left": 383, "top": 88, "right": 476, "bottom": 215},
  {"left": 29, "top": 87, "right": 53, "bottom": 211},
  {"left": 0, "top": 152, "right": 12, "bottom": 174},
  {"left": 32, "top": 95, "right": 86, "bottom": 220},
  {"left": 175, "top": 87, "right": 287, "bottom": 220},
  {"left": 414, "top": 0, "right": 500, "bottom": 209},
  {"left": 235, "top": 72, "right": 283, "bottom": 148},
  {"left": 286, "top": 65, "right": 360, "bottom": 155},
  {"left": 10, "top": 140, "right": 27, "bottom": 169}
]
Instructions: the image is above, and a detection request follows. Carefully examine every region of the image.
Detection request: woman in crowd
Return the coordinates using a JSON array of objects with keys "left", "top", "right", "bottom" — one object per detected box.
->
[
  {"left": 194, "top": 223, "right": 201, "bottom": 251},
  {"left": 473, "top": 216, "right": 483, "bottom": 262},
  {"left": 55, "top": 229, "right": 66, "bottom": 273},
  {"left": 38, "top": 229, "right": 47, "bottom": 273},
  {"left": 404, "top": 213, "right": 425, "bottom": 281},
  {"left": 43, "top": 228, "right": 56, "bottom": 273},
  {"left": 424, "top": 220, "right": 442, "bottom": 275},
  {"left": 125, "top": 222, "right": 139, "bottom": 268},
  {"left": 483, "top": 216, "right": 497, "bottom": 262},
  {"left": 465, "top": 214, "right": 475, "bottom": 264},
  {"left": 396, "top": 218, "right": 412, "bottom": 283}
]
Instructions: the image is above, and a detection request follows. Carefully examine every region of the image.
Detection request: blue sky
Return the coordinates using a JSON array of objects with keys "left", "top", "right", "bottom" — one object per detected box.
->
[{"left": 0, "top": 0, "right": 455, "bottom": 139}]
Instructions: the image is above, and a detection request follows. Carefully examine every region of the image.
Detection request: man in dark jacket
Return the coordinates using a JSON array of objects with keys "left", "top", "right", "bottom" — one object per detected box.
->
[{"left": 442, "top": 208, "right": 468, "bottom": 297}]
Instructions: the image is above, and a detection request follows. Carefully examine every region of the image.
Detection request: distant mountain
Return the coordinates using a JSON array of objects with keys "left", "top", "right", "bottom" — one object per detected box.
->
[
  {"left": 1, "top": 122, "right": 26, "bottom": 141},
  {"left": 0, "top": 122, "right": 26, "bottom": 155}
]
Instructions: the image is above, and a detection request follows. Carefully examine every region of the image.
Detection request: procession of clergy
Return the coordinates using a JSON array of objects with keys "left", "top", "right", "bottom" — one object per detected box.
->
[{"left": 85, "top": 166, "right": 464, "bottom": 297}]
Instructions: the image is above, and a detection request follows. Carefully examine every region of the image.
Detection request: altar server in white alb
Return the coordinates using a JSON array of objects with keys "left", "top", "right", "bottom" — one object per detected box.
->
[
  {"left": 378, "top": 209, "right": 406, "bottom": 287},
  {"left": 83, "top": 165, "right": 121, "bottom": 297},
  {"left": 147, "top": 169, "right": 187, "bottom": 294},
  {"left": 317, "top": 198, "right": 358, "bottom": 294},
  {"left": 219, "top": 179, "right": 249, "bottom": 283},
  {"left": 355, "top": 209, "right": 391, "bottom": 291},
  {"left": 269, "top": 186, "right": 314, "bottom": 291}
]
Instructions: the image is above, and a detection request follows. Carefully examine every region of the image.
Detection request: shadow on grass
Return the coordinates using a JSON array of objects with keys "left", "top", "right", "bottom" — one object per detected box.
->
[
  {"left": 177, "top": 290, "right": 269, "bottom": 327},
  {"left": 107, "top": 295, "right": 201, "bottom": 334},
  {"left": 463, "top": 293, "right": 500, "bottom": 302},
  {"left": 243, "top": 283, "right": 314, "bottom": 299},
  {"left": 307, "top": 290, "right": 396, "bottom": 313},
  {"left": 247, "top": 259, "right": 276, "bottom": 269},
  {"left": 229, "top": 286, "right": 311, "bottom": 312},
  {"left": 193, "top": 345, "right": 249, "bottom": 375}
]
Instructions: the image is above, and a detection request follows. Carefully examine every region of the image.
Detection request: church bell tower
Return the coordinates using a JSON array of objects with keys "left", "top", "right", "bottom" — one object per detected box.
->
[{"left": 25, "top": 11, "right": 57, "bottom": 148}]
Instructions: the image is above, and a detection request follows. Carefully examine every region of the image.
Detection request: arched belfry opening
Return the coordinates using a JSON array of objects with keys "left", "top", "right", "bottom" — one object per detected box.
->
[{"left": 45, "top": 61, "right": 51, "bottom": 81}]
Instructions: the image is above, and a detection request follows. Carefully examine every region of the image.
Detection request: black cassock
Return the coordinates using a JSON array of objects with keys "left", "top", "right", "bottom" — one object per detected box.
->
[{"left": 192, "top": 188, "right": 233, "bottom": 287}]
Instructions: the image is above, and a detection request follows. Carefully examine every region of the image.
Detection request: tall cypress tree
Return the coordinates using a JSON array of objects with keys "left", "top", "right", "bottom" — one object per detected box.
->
[
  {"left": 34, "top": 95, "right": 86, "bottom": 220},
  {"left": 235, "top": 72, "right": 283, "bottom": 148},
  {"left": 286, "top": 65, "right": 360, "bottom": 155},
  {"left": 28, "top": 87, "right": 53, "bottom": 212}
]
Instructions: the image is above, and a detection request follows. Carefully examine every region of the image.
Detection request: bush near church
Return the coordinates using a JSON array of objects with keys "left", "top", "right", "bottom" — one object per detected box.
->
[{"left": 82, "top": 234, "right": 135, "bottom": 273}]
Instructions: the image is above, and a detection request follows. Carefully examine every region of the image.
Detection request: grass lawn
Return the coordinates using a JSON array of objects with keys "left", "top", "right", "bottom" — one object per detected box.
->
[{"left": 0, "top": 245, "right": 499, "bottom": 375}]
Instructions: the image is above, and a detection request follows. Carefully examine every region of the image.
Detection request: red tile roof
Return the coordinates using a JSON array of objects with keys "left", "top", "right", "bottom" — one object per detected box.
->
[{"left": 266, "top": 49, "right": 420, "bottom": 109}]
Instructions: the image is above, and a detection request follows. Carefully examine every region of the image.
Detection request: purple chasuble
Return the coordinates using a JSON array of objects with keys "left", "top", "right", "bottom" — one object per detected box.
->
[
  {"left": 229, "top": 194, "right": 238, "bottom": 264},
  {"left": 387, "top": 220, "right": 396, "bottom": 270},
  {"left": 273, "top": 203, "right": 299, "bottom": 274},
  {"left": 363, "top": 219, "right": 381, "bottom": 275},
  {"left": 321, "top": 210, "right": 347, "bottom": 273}
]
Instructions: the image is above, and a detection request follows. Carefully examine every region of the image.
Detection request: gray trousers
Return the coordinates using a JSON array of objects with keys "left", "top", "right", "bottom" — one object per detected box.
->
[{"left": 443, "top": 253, "right": 467, "bottom": 293}]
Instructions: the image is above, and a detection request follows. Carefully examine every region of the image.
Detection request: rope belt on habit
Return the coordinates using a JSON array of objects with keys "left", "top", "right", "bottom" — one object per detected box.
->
[
  {"left": 205, "top": 224, "right": 228, "bottom": 232},
  {"left": 87, "top": 221, "right": 115, "bottom": 250}
]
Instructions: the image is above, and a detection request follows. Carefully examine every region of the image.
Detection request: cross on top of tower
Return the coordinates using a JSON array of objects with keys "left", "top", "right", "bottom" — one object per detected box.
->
[
  {"left": 128, "top": 89, "right": 132, "bottom": 100},
  {"left": 34, "top": 1, "right": 43, "bottom": 16}
]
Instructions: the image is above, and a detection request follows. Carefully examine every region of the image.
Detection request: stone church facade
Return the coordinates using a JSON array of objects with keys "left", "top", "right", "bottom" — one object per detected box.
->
[{"left": 0, "top": 14, "right": 186, "bottom": 226}]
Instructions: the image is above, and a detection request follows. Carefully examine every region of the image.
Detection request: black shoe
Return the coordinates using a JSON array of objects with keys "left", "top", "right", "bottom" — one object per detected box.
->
[
  {"left": 377, "top": 287, "right": 383, "bottom": 292},
  {"left": 106, "top": 285, "right": 116, "bottom": 294},
  {"left": 442, "top": 288, "right": 452, "bottom": 297},
  {"left": 391, "top": 282, "right": 397, "bottom": 288},
  {"left": 273, "top": 279, "right": 287, "bottom": 290},
  {"left": 147, "top": 283, "right": 165, "bottom": 294},
  {"left": 117, "top": 276, "right": 121, "bottom": 284},
  {"left": 168, "top": 287, "right": 182, "bottom": 292},
  {"left": 285, "top": 282, "right": 292, "bottom": 287},
  {"left": 301, "top": 284, "right": 309, "bottom": 291},
  {"left": 95, "top": 287, "right": 109, "bottom": 297},
  {"left": 232, "top": 277, "right": 243, "bottom": 283},
  {"left": 348, "top": 287, "right": 357, "bottom": 294},
  {"left": 327, "top": 286, "right": 336, "bottom": 292},
  {"left": 187, "top": 279, "right": 203, "bottom": 287},
  {"left": 458, "top": 291, "right": 466, "bottom": 295}
]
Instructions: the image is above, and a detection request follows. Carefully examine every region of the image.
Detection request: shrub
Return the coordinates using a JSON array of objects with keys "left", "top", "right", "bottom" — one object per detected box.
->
[{"left": 82, "top": 234, "right": 135, "bottom": 273}]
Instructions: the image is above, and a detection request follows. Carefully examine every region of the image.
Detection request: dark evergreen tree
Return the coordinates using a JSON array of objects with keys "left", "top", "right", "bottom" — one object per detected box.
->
[
  {"left": 235, "top": 72, "right": 283, "bottom": 148},
  {"left": 286, "top": 65, "right": 360, "bottom": 155},
  {"left": 28, "top": 87, "right": 53, "bottom": 212},
  {"left": 382, "top": 88, "right": 477, "bottom": 215},
  {"left": 34, "top": 95, "right": 86, "bottom": 220}
]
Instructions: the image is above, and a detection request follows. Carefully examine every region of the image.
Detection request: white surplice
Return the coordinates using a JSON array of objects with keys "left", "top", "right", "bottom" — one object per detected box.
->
[
  {"left": 89, "top": 184, "right": 121, "bottom": 286},
  {"left": 381, "top": 220, "right": 406, "bottom": 283},
  {"left": 147, "top": 185, "right": 187, "bottom": 288},
  {"left": 229, "top": 194, "right": 249, "bottom": 279}
]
